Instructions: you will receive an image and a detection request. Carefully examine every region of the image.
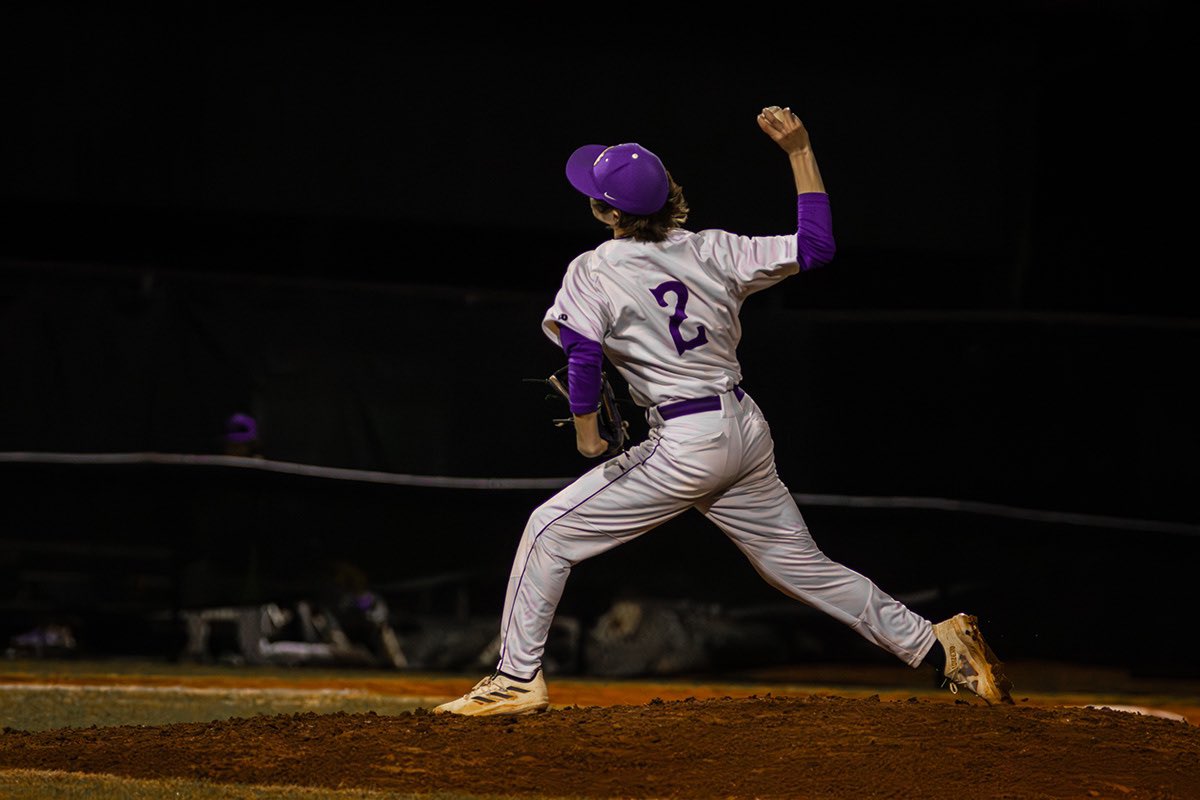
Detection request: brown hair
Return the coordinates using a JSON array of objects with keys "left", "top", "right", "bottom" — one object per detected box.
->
[{"left": 592, "top": 171, "right": 689, "bottom": 243}]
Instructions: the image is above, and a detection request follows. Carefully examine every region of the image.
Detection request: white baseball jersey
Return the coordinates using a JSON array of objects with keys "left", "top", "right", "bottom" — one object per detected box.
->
[
  {"left": 495, "top": 223, "right": 937, "bottom": 682},
  {"left": 542, "top": 229, "right": 800, "bottom": 407}
]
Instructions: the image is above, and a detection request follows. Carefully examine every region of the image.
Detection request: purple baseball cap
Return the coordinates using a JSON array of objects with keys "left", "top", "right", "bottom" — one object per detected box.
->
[
  {"left": 224, "top": 412, "right": 258, "bottom": 443},
  {"left": 565, "top": 142, "right": 669, "bottom": 216}
]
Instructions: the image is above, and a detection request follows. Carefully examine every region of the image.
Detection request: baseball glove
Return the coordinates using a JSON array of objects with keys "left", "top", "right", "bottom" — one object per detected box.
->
[{"left": 539, "top": 365, "right": 630, "bottom": 457}]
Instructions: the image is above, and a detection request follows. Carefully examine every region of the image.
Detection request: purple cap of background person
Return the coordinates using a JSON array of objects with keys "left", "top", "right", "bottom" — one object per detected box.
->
[
  {"left": 565, "top": 142, "right": 669, "bottom": 216},
  {"left": 224, "top": 412, "right": 258, "bottom": 443}
]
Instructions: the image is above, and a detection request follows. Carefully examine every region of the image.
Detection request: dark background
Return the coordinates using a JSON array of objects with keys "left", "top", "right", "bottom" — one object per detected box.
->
[{"left": 1, "top": 3, "right": 1196, "bottom": 674}]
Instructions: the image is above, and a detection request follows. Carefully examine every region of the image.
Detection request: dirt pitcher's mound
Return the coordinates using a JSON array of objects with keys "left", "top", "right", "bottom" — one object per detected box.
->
[{"left": 2, "top": 694, "right": 1198, "bottom": 799}]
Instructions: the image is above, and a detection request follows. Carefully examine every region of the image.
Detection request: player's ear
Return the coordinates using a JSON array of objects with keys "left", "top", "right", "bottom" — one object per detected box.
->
[{"left": 590, "top": 200, "right": 619, "bottom": 226}]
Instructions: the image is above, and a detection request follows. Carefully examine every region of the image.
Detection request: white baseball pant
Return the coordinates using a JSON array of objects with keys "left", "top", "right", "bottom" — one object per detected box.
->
[{"left": 495, "top": 388, "right": 937, "bottom": 679}]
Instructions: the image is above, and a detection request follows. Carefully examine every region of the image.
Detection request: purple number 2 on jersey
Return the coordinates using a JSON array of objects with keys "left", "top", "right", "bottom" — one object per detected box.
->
[{"left": 650, "top": 280, "right": 708, "bottom": 356}]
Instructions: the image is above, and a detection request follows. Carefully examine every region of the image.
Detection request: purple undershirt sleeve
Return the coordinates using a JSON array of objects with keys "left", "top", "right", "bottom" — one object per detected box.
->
[
  {"left": 796, "top": 192, "right": 836, "bottom": 271},
  {"left": 557, "top": 324, "right": 604, "bottom": 415}
]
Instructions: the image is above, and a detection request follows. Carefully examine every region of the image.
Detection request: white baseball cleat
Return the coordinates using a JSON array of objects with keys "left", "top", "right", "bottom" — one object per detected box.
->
[
  {"left": 432, "top": 671, "right": 550, "bottom": 717},
  {"left": 932, "top": 613, "right": 1015, "bottom": 705}
]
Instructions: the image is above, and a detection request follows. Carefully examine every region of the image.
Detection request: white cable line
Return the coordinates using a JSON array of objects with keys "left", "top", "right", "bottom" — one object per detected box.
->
[
  {"left": 0, "top": 451, "right": 559, "bottom": 490},
  {"left": 2, "top": 450, "right": 1196, "bottom": 536},
  {"left": 787, "top": 493, "right": 1199, "bottom": 535}
]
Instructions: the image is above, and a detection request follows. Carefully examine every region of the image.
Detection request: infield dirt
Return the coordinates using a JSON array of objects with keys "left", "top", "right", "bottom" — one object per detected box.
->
[{"left": 2, "top": 692, "right": 1199, "bottom": 799}]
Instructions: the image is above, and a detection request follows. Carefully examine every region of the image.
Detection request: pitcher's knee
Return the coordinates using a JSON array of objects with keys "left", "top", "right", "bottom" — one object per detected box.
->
[
  {"left": 518, "top": 505, "right": 575, "bottom": 560},
  {"left": 524, "top": 504, "right": 561, "bottom": 539}
]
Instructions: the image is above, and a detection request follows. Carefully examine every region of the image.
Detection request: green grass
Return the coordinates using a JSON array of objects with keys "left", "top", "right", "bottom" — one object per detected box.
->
[{"left": 0, "top": 683, "right": 434, "bottom": 732}]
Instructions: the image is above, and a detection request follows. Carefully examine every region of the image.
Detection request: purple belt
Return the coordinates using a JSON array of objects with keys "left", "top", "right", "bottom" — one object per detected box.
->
[{"left": 658, "top": 386, "right": 744, "bottom": 421}]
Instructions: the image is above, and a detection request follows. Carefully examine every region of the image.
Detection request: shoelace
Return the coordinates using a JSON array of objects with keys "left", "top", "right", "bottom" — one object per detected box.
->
[{"left": 456, "top": 674, "right": 500, "bottom": 700}]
